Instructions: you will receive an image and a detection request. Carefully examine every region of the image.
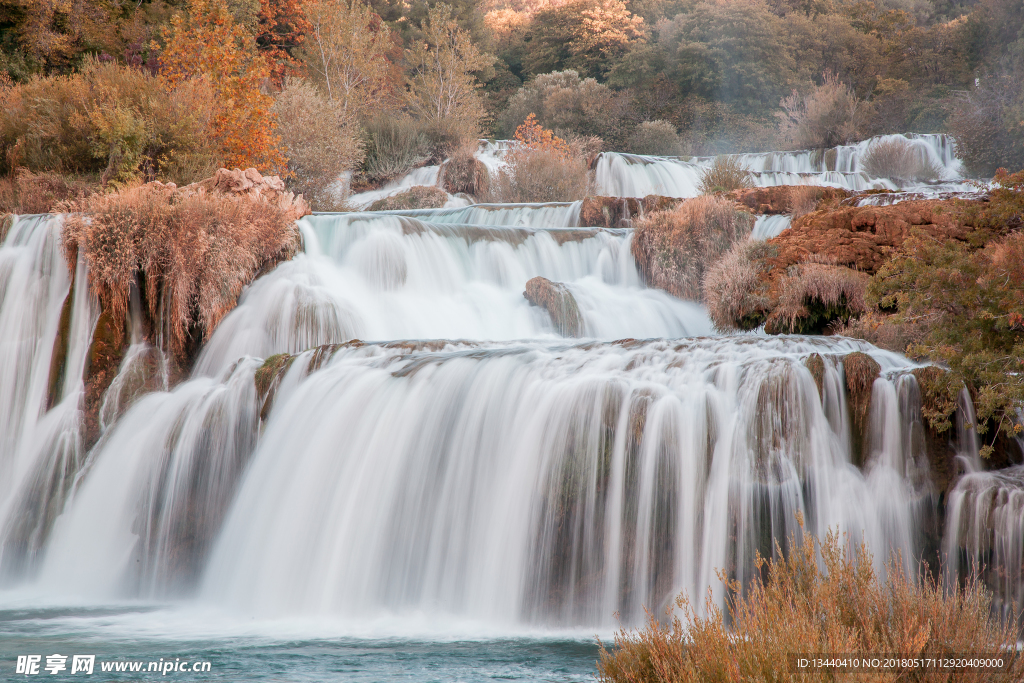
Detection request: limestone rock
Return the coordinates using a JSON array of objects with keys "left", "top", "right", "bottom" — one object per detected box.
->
[
  {"left": 369, "top": 186, "right": 449, "bottom": 211},
  {"left": 524, "top": 276, "right": 583, "bottom": 337}
]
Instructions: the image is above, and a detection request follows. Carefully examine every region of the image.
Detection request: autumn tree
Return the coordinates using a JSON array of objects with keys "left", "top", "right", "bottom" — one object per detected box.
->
[
  {"left": 159, "top": 0, "right": 285, "bottom": 172},
  {"left": 406, "top": 3, "right": 490, "bottom": 128},
  {"left": 296, "top": 0, "right": 394, "bottom": 118},
  {"left": 256, "top": 0, "right": 311, "bottom": 84},
  {"left": 521, "top": 0, "right": 645, "bottom": 80}
]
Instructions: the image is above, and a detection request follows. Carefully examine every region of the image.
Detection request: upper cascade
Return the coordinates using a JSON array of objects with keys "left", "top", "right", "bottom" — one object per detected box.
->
[{"left": 194, "top": 212, "right": 712, "bottom": 375}]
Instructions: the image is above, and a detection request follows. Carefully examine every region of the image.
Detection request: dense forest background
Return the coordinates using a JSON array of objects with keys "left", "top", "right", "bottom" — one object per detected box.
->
[{"left": 1, "top": 0, "right": 1022, "bottom": 205}]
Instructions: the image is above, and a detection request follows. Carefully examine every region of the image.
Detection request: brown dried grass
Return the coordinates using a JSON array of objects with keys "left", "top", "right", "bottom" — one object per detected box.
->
[
  {"left": 861, "top": 138, "right": 942, "bottom": 184},
  {"left": 702, "top": 240, "right": 775, "bottom": 331},
  {"left": 698, "top": 156, "right": 753, "bottom": 194},
  {"left": 62, "top": 182, "right": 299, "bottom": 359},
  {"left": 486, "top": 146, "right": 592, "bottom": 203},
  {"left": 0, "top": 169, "right": 99, "bottom": 216},
  {"left": 599, "top": 525, "right": 1024, "bottom": 683},
  {"left": 765, "top": 259, "right": 868, "bottom": 334},
  {"left": 632, "top": 196, "right": 754, "bottom": 301}
]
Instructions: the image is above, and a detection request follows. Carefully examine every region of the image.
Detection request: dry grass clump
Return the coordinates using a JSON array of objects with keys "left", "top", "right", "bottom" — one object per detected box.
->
[
  {"left": 632, "top": 196, "right": 754, "bottom": 300},
  {"left": 599, "top": 526, "right": 1024, "bottom": 683},
  {"left": 368, "top": 185, "right": 449, "bottom": 211},
  {"left": 360, "top": 115, "right": 431, "bottom": 185},
  {"left": 861, "top": 138, "right": 942, "bottom": 184},
  {"left": 698, "top": 156, "right": 753, "bottom": 194},
  {"left": 0, "top": 169, "right": 99, "bottom": 216},
  {"left": 765, "top": 258, "right": 869, "bottom": 334},
  {"left": 702, "top": 240, "right": 775, "bottom": 331},
  {"left": 777, "top": 71, "right": 867, "bottom": 150},
  {"left": 486, "top": 146, "right": 592, "bottom": 203},
  {"left": 62, "top": 179, "right": 300, "bottom": 359},
  {"left": 272, "top": 78, "right": 364, "bottom": 211},
  {"left": 439, "top": 142, "right": 490, "bottom": 197}
]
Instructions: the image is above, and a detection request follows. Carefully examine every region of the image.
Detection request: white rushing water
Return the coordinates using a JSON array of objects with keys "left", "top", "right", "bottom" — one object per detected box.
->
[
  {"left": 195, "top": 213, "right": 710, "bottom": 375},
  {"left": 0, "top": 216, "right": 99, "bottom": 579},
  {"left": 36, "top": 336, "right": 939, "bottom": 629},
  {"left": 0, "top": 129, "right": 1018, "bottom": 656},
  {"left": 594, "top": 133, "right": 965, "bottom": 198}
]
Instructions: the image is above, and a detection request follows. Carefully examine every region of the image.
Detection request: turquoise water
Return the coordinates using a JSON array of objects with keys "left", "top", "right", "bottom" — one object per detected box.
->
[{"left": 0, "top": 603, "right": 602, "bottom": 681}]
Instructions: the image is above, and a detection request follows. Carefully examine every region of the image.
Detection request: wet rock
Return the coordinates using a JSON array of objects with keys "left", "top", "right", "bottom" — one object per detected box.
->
[
  {"left": 255, "top": 353, "right": 297, "bottom": 422},
  {"left": 843, "top": 351, "right": 880, "bottom": 467},
  {"left": 524, "top": 276, "right": 583, "bottom": 337},
  {"left": 805, "top": 353, "right": 825, "bottom": 401},
  {"left": 767, "top": 198, "right": 974, "bottom": 275},
  {"left": 578, "top": 195, "right": 685, "bottom": 228},
  {"left": 368, "top": 186, "right": 449, "bottom": 211}
]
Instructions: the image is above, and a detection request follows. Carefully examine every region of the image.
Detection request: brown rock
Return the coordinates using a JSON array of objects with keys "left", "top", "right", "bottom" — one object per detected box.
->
[
  {"left": 524, "top": 276, "right": 583, "bottom": 337},
  {"left": 766, "top": 198, "right": 975, "bottom": 275},
  {"left": 369, "top": 186, "right": 449, "bottom": 211},
  {"left": 843, "top": 351, "right": 880, "bottom": 467},
  {"left": 578, "top": 195, "right": 685, "bottom": 228},
  {"left": 182, "top": 167, "right": 312, "bottom": 222},
  {"left": 727, "top": 186, "right": 851, "bottom": 216}
]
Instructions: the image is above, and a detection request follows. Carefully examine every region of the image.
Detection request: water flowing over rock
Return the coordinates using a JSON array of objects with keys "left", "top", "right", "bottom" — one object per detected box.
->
[
  {"left": 2, "top": 132, "right": 1023, "bottom": 648},
  {"left": 523, "top": 276, "right": 583, "bottom": 336}
]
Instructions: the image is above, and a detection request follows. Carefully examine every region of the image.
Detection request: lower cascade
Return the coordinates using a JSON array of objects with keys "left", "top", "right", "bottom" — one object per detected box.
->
[{"left": 0, "top": 208, "right": 1016, "bottom": 634}]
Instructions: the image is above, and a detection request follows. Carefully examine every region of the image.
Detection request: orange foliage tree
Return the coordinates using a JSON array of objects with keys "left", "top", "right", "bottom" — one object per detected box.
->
[
  {"left": 256, "top": 0, "right": 311, "bottom": 84},
  {"left": 514, "top": 113, "right": 570, "bottom": 155},
  {"left": 158, "top": 0, "right": 286, "bottom": 173}
]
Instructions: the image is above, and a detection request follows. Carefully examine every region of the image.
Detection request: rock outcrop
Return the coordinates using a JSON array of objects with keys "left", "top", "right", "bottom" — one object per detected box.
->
[
  {"left": 524, "top": 276, "right": 583, "bottom": 337},
  {"left": 184, "top": 167, "right": 311, "bottom": 221},
  {"left": 368, "top": 186, "right": 449, "bottom": 211},
  {"left": 726, "top": 186, "right": 850, "bottom": 216},
  {"left": 578, "top": 195, "right": 684, "bottom": 228},
  {"left": 766, "top": 198, "right": 974, "bottom": 275}
]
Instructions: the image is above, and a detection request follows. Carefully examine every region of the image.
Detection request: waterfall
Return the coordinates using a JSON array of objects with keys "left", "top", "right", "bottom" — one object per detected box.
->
[
  {"left": 34, "top": 336, "right": 933, "bottom": 629},
  {"left": 593, "top": 133, "right": 968, "bottom": 198},
  {"left": 750, "top": 215, "right": 792, "bottom": 240},
  {"left": 0, "top": 215, "right": 98, "bottom": 580},
  {"left": 194, "top": 213, "right": 711, "bottom": 375}
]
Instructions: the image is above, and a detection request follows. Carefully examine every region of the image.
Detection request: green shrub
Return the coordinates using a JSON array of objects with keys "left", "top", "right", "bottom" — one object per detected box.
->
[
  {"left": 359, "top": 115, "right": 431, "bottom": 185},
  {"left": 626, "top": 120, "right": 682, "bottom": 156},
  {"left": 272, "top": 78, "right": 363, "bottom": 211},
  {"left": 949, "top": 74, "right": 1024, "bottom": 177},
  {"left": 0, "top": 58, "right": 218, "bottom": 184}
]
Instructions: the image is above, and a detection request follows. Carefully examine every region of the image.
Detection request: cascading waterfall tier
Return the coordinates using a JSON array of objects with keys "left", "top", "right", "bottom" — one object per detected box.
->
[
  {"left": 195, "top": 212, "right": 711, "bottom": 375},
  {"left": 37, "top": 336, "right": 938, "bottom": 628},
  {"left": 593, "top": 133, "right": 967, "bottom": 199}
]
